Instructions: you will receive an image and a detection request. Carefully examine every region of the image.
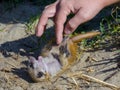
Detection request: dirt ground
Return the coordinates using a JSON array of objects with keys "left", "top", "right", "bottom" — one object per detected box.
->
[{"left": 0, "top": 3, "right": 120, "bottom": 90}]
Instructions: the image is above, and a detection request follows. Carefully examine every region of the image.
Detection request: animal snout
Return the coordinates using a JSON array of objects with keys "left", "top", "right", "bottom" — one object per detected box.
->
[{"left": 37, "top": 72, "right": 44, "bottom": 78}]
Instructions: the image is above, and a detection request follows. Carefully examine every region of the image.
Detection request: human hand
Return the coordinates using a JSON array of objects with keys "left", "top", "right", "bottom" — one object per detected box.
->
[{"left": 36, "top": 0, "right": 119, "bottom": 44}]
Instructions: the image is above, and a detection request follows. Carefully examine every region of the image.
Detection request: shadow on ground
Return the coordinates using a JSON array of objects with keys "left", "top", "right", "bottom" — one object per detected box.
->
[
  {"left": 85, "top": 50, "right": 120, "bottom": 82},
  {"left": 0, "top": 26, "right": 55, "bottom": 58}
]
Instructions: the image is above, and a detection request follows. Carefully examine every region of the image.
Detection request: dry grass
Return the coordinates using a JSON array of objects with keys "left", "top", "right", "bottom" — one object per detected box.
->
[{"left": 67, "top": 72, "right": 119, "bottom": 90}]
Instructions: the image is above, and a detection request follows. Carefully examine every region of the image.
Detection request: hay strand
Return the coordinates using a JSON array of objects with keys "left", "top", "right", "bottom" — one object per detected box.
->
[{"left": 68, "top": 72, "right": 119, "bottom": 90}]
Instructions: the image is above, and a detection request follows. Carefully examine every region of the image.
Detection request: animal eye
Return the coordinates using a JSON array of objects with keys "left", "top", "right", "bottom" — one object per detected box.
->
[
  {"left": 37, "top": 72, "right": 44, "bottom": 78},
  {"left": 29, "top": 62, "right": 34, "bottom": 69}
]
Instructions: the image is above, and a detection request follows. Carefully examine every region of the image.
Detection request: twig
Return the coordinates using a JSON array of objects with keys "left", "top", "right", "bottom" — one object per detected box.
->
[
  {"left": 4, "top": 72, "right": 12, "bottom": 85},
  {"left": 5, "top": 60, "right": 18, "bottom": 68},
  {"left": 89, "top": 57, "right": 98, "bottom": 62},
  {"left": 67, "top": 72, "right": 119, "bottom": 90},
  {"left": 71, "top": 77, "right": 79, "bottom": 89}
]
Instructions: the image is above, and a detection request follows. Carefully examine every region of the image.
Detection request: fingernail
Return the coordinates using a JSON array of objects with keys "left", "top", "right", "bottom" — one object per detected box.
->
[
  {"left": 35, "top": 27, "right": 43, "bottom": 37},
  {"left": 64, "top": 29, "right": 71, "bottom": 34},
  {"left": 56, "top": 36, "right": 62, "bottom": 45},
  {"left": 57, "top": 39, "right": 62, "bottom": 45},
  {"left": 57, "top": 41, "right": 60, "bottom": 45},
  {"left": 36, "top": 32, "right": 41, "bottom": 37}
]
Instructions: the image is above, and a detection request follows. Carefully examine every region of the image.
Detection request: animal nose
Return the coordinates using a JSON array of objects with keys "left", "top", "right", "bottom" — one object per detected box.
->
[{"left": 37, "top": 72, "right": 44, "bottom": 78}]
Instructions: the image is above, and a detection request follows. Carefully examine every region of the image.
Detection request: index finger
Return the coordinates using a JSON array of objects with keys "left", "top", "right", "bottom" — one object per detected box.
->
[
  {"left": 36, "top": 5, "right": 56, "bottom": 37},
  {"left": 55, "top": 7, "right": 70, "bottom": 44}
]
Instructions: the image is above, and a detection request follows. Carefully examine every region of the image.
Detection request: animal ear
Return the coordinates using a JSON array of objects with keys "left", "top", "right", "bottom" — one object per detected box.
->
[
  {"left": 38, "top": 56, "right": 43, "bottom": 62},
  {"left": 70, "top": 31, "right": 100, "bottom": 43},
  {"left": 29, "top": 56, "right": 36, "bottom": 63}
]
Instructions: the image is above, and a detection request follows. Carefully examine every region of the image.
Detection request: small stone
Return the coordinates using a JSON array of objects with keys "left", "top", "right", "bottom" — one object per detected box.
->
[
  {"left": 0, "top": 88, "right": 4, "bottom": 90},
  {"left": 10, "top": 86, "right": 23, "bottom": 90}
]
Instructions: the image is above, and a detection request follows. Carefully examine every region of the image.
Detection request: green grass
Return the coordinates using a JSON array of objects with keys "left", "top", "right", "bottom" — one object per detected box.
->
[
  {"left": 0, "top": 29, "right": 4, "bottom": 32},
  {"left": 80, "top": 6, "right": 120, "bottom": 50},
  {"left": 25, "top": 14, "right": 40, "bottom": 34}
]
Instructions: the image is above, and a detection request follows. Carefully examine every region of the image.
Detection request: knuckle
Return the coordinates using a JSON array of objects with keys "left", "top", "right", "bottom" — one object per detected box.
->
[
  {"left": 44, "top": 5, "right": 49, "bottom": 9},
  {"left": 82, "top": 15, "right": 90, "bottom": 20},
  {"left": 42, "top": 7, "right": 48, "bottom": 14},
  {"left": 55, "top": 17, "right": 64, "bottom": 25},
  {"left": 45, "top": 4, "right": 53, "bottom": 9},
  {"left": 80, "top": 12, "right": 92, "bottom": 21},
  {"left": 67, "top": 21, "right": 76, "bottom": 31},
  {"left": 55, "top": 21, "right": 62, "bottom": 28},
  {"left": 42, "top": 11, "right": 47, "bottom": 16},
  {"left": 59, "top": 0, "right": 67, "bottom": 7},
  {"left": 42, "top": 8, "right": 50, "bottom": 15}
]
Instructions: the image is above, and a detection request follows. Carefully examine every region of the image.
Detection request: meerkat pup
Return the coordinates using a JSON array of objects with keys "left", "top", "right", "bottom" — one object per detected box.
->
[{"left": 28, "top": 31, "right": 100, "bottom": 82}]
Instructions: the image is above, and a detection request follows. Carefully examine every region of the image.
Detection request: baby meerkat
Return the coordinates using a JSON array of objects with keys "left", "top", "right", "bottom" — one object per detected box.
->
[{"left": 28, "top": 31, "right": 100, "bottom": 82}]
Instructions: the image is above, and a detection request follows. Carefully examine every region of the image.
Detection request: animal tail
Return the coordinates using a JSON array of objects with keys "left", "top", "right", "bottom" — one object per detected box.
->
[{"left": 70, "top": 31, "right": 100, "bottom": 43}]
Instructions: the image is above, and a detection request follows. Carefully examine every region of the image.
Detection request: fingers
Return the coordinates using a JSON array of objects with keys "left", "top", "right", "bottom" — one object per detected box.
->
[
  {"left": 64, "top": 9, "right": 92, "bottom": 34},
  {"left": 36, "top": 12, "right": 48, "bottom": 37},
  {"left": 36, "top": 4, "right": 56, "bottom": 37},
  {"left": 55, "top": 5, "right": 70, "bottom": 44}
]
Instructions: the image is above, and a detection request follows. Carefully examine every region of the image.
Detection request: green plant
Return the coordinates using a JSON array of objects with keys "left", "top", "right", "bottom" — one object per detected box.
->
[
  {"left": 25, "top": 14, "right": 40, "bottom": 34},
  {"left": 78, "top": 6, "right": 120, "bottom": 50}
]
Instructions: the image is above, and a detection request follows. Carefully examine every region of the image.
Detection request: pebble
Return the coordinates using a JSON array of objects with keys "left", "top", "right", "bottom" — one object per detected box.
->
[
  {"left": 0, "top": 88, "right": 4, "bottom": 90},
  {"left": 10, "top": 86, "right": 23, "bottom": 90}
]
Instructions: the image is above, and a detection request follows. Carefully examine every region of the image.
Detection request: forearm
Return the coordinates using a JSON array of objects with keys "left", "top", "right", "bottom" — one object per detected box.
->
[{"left": 101, "top": 0, "right": 120, "bottom": 8}]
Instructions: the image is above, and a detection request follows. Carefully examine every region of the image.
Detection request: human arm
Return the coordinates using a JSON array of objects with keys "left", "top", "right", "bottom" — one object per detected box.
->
[{"left": 36, "top": 0, "right": 120, "bottom": 44}]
